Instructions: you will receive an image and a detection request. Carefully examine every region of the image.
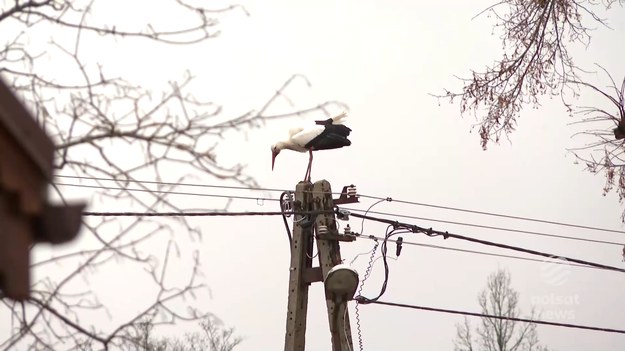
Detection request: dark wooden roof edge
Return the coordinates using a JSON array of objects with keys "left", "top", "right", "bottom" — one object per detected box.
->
[
  {"left": 33, "top": 203, "right": 85, "bottom": 244},
  {"left": 0, "top": 77, "right": 54, "bottom": 178}
]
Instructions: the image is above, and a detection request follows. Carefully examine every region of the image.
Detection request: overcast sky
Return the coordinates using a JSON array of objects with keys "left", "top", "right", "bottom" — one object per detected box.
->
[{"left": 3, "top": 0, "right": 625, "bottom": 350}]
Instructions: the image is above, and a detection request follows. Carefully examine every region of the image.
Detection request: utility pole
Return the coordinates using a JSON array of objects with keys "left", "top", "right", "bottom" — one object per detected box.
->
[
  {"left": 311, "top": 180, "right": 354, "bottom": 351},
  {"left": 284, "top": 180, "right": 355, "bottom": 351},
  {"left": 284, "top": 182, "right": 314, "bottom": 351}
]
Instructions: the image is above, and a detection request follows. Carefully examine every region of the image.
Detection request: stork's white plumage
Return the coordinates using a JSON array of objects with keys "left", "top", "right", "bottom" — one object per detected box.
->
[{"left": 271, "top": 111, "right": 352, "bottom": 181}]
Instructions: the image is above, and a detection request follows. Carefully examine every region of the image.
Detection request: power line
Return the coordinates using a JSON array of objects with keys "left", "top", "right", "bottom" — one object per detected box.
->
[
  {"left": 56, "top": 175, "right": 345, "bottom": 196},
  {"left": 346, "top": 211, "right": 625, "bottom": 274},
  {"left": 358, "top": 194, "right": 625, "bottom": 235},
  {"left": 54, "top": 175, "right": 346, "bottom": 197},
  {"left": 55, "top": 180, "right": 625, "bottom": 246},
  {"left": 56, "top": 174, "right": 625, "bottom": 236},
  {"left": 83, "top": 210, "right": 332, "bottom": 217},
  {"left": 356, "top": 299, "right": 625, "bottom": 335},
  {"left": 56, "top": 174, "right": 624, "bottom": 236},
  {"left": 55, "top": 174, "right": 290, "bottom": 193},
  {"left": 356, "top": 235, "right": 602, "bottom": 271},
  {"left": 343, "top": 207, "right": 624, "bottom": 246},
  {"left": 79, "top": 207, "right": 618, "bottom": 271},
  {"left": 54, "top": 183, "right": 280, "bottom": 203},
  {"left": 51, "top": 183, "right": 625, "bottom": 262}
]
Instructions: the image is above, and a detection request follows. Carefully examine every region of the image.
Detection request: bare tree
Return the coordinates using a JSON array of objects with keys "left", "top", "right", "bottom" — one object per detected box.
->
[
  {"left": 454, "top": 269, "right": 548, "bottom": 351},
  {"left": 437, "top": 0, "right": 625, "bottom": 221},
  {"left": 0, "top": 1, "right": 345, "bottom": 350},
  {"left": 174, "top": 315, "right": 242, "bottom": 351},
  {"left": 568, "top": 69, "right": 625, "bottom": 218},
  {"left": 119, "top": 315, "right": 241, "bottom": 351},
  {"left": 120, "top": 318, "right": 168, "bottom": 351},
  {"left": 439, "top": 0, "right": 622, "bottom": 149}
]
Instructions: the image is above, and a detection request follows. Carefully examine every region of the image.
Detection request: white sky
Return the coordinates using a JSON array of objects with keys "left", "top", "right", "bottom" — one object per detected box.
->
[{"left": 3, "top": 0, "right": 625, "bottom": 350}]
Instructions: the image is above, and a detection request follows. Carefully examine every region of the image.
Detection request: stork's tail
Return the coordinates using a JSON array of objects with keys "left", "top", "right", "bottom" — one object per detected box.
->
[{"left": 331, "top": 111, "right": 349, "bottom": 125}]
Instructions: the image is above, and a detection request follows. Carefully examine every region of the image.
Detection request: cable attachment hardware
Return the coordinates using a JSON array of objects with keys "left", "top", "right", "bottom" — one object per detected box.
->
[
  {"left": 333, "top": 184, "right": 360, "bottom": 205},
  {"left": 395, "top": 237, "right": 403, "bottom": 257},
  {"left": 317, "top": 224, "right": 329, "bottom": 235},
  {"left": 426, "top": 228, "right": 434, "bottom": 237},
  {"left": 344, "top": 224, "right": 352, "bottom": 235},
  {"left": 336, "top": 208, "right": 350, "bottom": 221},
  {"left": 280, "top": 191, "right": 295, "bottom": 217}
]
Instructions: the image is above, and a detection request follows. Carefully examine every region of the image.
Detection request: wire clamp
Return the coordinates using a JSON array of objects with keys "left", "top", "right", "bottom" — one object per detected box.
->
[
  {"left": 280, "top": 191, "right": 295, "bottom": 217},
  {"left": 336, "top": 208, "right": 351, "bottom": 221},
  {"left": 395, "top": 236, "right": 403, "bottom": 257}
]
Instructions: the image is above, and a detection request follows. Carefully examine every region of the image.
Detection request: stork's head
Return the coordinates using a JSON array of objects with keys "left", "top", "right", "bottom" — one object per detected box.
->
[{"left": 271, "top": 144, "right": 281, "bottom": 170}]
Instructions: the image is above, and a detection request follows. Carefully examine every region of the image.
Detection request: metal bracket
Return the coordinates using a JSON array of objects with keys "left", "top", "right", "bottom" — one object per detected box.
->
[
  {"left": 303, "top": 267, "right": 323, "bottom": 284},
  {"left": 316, "top": 233, "right": 357, "bottom": 242},
  {"left": 333, "top": 184, "right": 359, "bottom": 205}
]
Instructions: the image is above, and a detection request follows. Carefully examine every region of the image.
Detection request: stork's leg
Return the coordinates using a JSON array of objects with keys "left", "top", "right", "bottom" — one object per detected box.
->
[
  {"left": 309, "top": 148, "right": 313, "bottom": 180},
  {"left": 305, "top": 148, "right": 313, "bottom": 182}
]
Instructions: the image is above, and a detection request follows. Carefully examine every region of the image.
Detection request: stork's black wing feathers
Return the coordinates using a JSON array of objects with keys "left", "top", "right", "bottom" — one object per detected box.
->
[
  {"left": 304, "top": 124, "right": 351, "bottom": 150},
  {"left": 306, "top": 133, "right": 351, "bottom": 150},
  {"left": 315, "top": 118, "right": 333, "bottom": 125}
]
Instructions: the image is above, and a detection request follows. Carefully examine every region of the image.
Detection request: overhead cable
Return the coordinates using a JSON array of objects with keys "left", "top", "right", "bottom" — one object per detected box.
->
[
  {"left": 56, "top": 174, "right": 289, "bottom": 193},
  {"left": 345, "top": 211, "right": 625, "bottom": 274},
  {"left": 55, "top": 183, "right": 279, "bottom": 202},
  {"left": 356, "top": 299, "right": 625, "bottom": 335},
  {"left": 83, "top": 210, "right": 332, "bottom": 217},
  {"left": 56, "top": 174, "right": 623, "bottom": 235},
  {"left": 358, "top": 194, "right": 625, "bottom": 235},
  {"left": 356, "top": 235, "right": 603, "bottom": 271},
  {"left": 343, "top": 207, "right": 624, "bottom": 246}
]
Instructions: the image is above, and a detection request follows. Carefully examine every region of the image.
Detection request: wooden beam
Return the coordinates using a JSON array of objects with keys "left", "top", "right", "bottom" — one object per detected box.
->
[{"left": 0, "top": 191, "right": 31, "bottom": 300}]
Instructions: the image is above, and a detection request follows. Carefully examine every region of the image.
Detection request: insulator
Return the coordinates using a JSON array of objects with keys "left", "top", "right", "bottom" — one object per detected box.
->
[
  {"left": 344, "top": 224, "right": 351, "bottom": 235},
  {"left": 317, "top": 224, "right": 329, "bottom": 235},
  {"left": 347, "top": 185, "right": 357, "bottom": 197}
]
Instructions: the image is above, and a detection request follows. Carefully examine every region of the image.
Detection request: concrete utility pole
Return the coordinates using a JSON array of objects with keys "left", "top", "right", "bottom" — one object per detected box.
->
[
  {"left": 284, "top": 182, "right": 314, "bottom": 351},
  {"left": 284, "top": 180, "right": 355, "bottom": 351},
  {"left": 311, "top": 180, "right": 354, "bottom": 351}
]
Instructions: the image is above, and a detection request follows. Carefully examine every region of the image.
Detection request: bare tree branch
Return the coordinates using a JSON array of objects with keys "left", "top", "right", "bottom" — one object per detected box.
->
[
  {"left": 568, "top": 68, "right": 625, "bottom": 219},
  {"left": 437, "top": 0, "right": 623, "bottom": 149},
  {"left": 0, "top": 1, "right": 347, "bottom": 350}
]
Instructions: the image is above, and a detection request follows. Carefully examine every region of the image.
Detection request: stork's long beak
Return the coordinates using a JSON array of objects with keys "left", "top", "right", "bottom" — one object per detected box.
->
[{"left": 271, "top": 151, "right": 277, "bottom": 171}]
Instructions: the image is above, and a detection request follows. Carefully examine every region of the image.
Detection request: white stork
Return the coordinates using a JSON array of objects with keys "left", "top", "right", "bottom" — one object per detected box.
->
[{"left": 271, "top": 111, "right": 352, "bottom": 181}]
